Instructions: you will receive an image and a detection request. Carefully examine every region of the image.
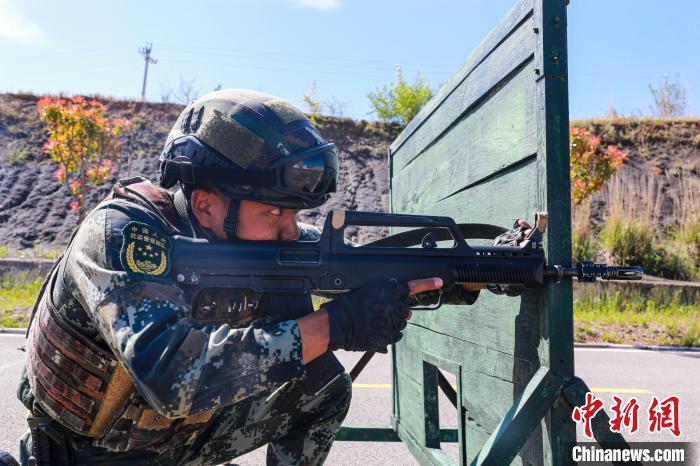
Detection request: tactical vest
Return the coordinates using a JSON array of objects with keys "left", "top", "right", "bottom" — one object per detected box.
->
[{"left": 23, "top": 178, "right": 229, "bottom": 452}]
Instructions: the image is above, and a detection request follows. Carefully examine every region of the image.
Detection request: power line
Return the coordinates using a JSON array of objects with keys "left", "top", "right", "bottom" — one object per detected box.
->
[
  {"left": 157, "top": 42, "right": 456, "bottom": 73},
  {"left": 156, "top": 58, "right": 407, "bottom": 80},
  {"left": 138, "top": 43, "right": 158, "bottom": 102}
]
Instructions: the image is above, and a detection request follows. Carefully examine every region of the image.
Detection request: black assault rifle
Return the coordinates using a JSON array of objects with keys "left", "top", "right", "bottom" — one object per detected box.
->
[{"left": 170, "top": 210, "right": 643, "bottom": 315}]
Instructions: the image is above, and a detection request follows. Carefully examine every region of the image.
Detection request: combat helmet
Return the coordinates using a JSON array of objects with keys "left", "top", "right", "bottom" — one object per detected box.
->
[{"left": 158, "top": 89, "right": 338, "bottom": 239}]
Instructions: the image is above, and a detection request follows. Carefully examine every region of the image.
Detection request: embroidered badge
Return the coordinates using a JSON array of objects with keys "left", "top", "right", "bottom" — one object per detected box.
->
[{"left": 120, "top": 222, "right": 171, "bottom": 277}]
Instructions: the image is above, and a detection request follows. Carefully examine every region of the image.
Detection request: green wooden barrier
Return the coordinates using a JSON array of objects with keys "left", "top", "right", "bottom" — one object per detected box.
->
[
  {"left": 337, "top": 1, "right": 637, "bottom": 464},
  {"left": 388, "top": 0, "right": 574, "bottom": 461},
  {"left": 390, "top": 0, "right": 575, "bottom": 465}
]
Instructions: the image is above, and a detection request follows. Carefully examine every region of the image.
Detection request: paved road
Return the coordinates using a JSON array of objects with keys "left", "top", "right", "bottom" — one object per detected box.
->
[{"left": 1, "top": 334, "right": 697, "bottom": 464}]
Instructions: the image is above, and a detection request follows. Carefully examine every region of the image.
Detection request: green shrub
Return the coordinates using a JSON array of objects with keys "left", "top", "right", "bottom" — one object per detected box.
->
[
  {"left": 0, "top": 245, "right": 9, "bottom": 258},
  {"left": 649, "top": 75, "right": 687, "bottom": 117},
  {"left": 572, "top": 230, "right": 596, "bottom": 262},
  {"left": 666, "top": 215, "right": 700, "bottom": 280},
  {"left": 571, "top": 198, "right": 597, "bottom": 261},
  {"left": 7, "top": 142, "right": 30, "bottom": 165},
  {"left": 367, "top": 65, "right": 433, "bottom": 125},
  {"left": 598, "top": 210, "right": 691, "bottom": 279},
  {"left": 301, "top": 81, "right": 321, "bottom": 124}
]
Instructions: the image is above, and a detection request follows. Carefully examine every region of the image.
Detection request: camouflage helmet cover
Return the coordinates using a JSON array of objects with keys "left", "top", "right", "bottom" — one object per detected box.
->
[{"left": 159, "top": 89, "right": 338, "bottom": 208}]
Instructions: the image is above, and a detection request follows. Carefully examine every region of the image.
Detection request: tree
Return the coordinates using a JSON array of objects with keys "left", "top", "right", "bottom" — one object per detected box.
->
[
  {"left": 161, "top": 76, "right": 201, "bottom": 104},
  {"left": 38, "top": 96, "right": 130, "bottom": 221},
  {"left": 367, "top": 65, "right": 434, "bottom": 125},
  {"left": 649, "top": 76, "right": 687, "bottom": 117},
  {"left": 324, "top": 95, "right": 347, "bottom": 118},
  {"left": 301, "top": 81, "right": 322, "bottom": 123},
  {"left": 569, "top": 127, "right": 627, "bottom": 205}
]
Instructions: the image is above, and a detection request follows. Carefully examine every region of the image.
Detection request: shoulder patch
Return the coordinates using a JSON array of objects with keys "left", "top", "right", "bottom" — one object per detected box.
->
[{"left": 120, "top": 222, "right": 171, "bottom": 278}]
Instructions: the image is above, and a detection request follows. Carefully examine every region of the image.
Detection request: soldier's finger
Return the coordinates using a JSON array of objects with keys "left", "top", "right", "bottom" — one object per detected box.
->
[
  {"left": 408, "top": 277, "right": 443, "bottom": 296},
  {"left": 516, "top": 219, "right": 532, "bottom": 228}
]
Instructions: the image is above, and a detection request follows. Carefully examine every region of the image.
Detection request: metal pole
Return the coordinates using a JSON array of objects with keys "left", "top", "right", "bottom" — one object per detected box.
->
[{"left": 138, "top": 43, "right": 157, "bottom": 103}]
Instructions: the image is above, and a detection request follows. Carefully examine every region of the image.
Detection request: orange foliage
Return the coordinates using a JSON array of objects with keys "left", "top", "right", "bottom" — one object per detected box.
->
[
  {"left": 570, "top": 127, "right": 628, "bottom": 205},
  {"left": 38, "top": 96, "right": 130, "bottom": 219}
]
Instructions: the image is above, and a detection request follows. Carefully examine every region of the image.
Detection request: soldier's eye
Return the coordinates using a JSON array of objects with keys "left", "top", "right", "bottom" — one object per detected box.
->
[{"left": 270, "top": 208, "right": 282, "bottom": 216}]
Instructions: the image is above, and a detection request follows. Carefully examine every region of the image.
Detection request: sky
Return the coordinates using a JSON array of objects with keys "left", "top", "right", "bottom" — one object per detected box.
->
[{"left": 0, "top": 0, "right": 698, "bottom": 120}]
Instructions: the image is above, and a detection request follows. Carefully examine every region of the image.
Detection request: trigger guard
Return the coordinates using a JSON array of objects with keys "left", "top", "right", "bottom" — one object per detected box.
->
[{"left": 413, "top": 289, "right": 443, "bottom": 311}]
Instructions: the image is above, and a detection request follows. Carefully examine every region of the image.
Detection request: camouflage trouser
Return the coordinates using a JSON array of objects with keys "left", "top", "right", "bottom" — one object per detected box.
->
[{"left": 20, "top": 372, "right": 352, "bottom": 466}]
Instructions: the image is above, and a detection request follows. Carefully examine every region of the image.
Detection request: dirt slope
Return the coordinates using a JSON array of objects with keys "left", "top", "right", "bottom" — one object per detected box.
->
[
  {"left": 1, "top": 93, "right": 699, "bottom": 250},
  {"left": 0, "top": 93, "right": 401, "bottom": 248}
]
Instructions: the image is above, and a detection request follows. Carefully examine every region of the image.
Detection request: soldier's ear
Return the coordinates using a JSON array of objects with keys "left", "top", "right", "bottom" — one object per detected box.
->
[{"left": 190, "top": 188, "right": 218, "bottom": 229}]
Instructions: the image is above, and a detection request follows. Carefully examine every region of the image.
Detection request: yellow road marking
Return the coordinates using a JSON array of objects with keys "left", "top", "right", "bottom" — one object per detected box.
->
[
  {"left": 352, "top": 384, "right": 652, "bottom": 395},
  {"left": 590, "top": 388, "right": 653, "bottom": 395}
]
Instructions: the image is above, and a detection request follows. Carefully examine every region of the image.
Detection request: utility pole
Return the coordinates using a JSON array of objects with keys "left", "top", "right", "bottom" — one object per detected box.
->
[{"left": 138, "top": 43, "right": 157, "bottom": 102}]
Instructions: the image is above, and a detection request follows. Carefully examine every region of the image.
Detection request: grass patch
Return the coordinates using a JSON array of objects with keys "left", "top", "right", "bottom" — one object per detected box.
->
[
  {"left": 6, "top": 141, "right": 31, "bottom": 165},
  {"left": 0, "top": 243, "right": 61, "bottom": 260},
  {"left": 593, "top": 174, "right": 698, "bottom": 280},
  {"left": 575, "top": 289, "right": 700, "bottom": 347},
  {"left": 0, "top": 275, "right": 43, "bottom": 328}
]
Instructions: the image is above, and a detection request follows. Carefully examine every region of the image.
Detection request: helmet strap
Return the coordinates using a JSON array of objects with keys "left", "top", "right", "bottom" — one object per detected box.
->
[
  {"left": 173, "top": 188, "right": 197, "bottom": 237},
  {"left": 223, "top": 198, "right": 240, "bottom": 241}
]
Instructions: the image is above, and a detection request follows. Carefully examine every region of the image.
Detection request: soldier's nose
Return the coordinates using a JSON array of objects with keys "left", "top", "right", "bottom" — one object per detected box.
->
[
  {"left": 281, "top": 223, "right": 300, "bottom": 241},
  {"left": 279, "top": 211, "right": 300, "bottom": 241}
]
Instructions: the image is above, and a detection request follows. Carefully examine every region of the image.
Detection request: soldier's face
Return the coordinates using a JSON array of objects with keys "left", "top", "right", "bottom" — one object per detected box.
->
[
  {"left": 236, "top": 200, "right": 300, "bottom": 241},
  {"left": 191, "top": 187, "right": 300, "bottom": 241}
]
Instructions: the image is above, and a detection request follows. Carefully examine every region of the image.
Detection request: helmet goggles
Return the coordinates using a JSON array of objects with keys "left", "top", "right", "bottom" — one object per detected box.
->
[{"left": 271, "top": 143, "right": 338, "bottom": 200}]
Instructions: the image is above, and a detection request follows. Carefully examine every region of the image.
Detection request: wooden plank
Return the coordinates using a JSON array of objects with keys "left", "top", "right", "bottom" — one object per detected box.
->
[
  {"left": 470, "top": 367, "right": 565, "bottom": 466},
  {"left": 391, "top": 62, "right": 538, "bottom": 212},
  {"left": 391, "top": 18, "right": 536, "bottom": 175},
  {"left": 395, "top": 325, "right": 542, "bottom": 433},
  {"left": 391, "top": 0, "right": 534, "bottom": 155},
  {"left": 396, "top": 418, "right": 440, "bottom": 466},
  {"left": 466, "top": 424, "right": 524, "bottom": 466},
  {"left": 395, "top": 155, "right": 538, "bottom": 230},
  {"left": 408, "top": 295, "right": 542, "bottom": 360},
  {"left": 395, "top": 324, "right": 535, "bottom": 388},
  {"left": 533, "top": 0, "right": 575, "bottom": 464},
  {"left": 396, "top": 330, "right": 550, "bottom": 465},
  {"left": 395, "top": 365, "right": 429, "bottom": 447}
]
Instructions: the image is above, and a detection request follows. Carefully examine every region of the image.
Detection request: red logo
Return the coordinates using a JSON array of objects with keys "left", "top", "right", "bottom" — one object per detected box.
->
[
  {"left": 572, "top": 392, "right": 604, "bottom": 439},
  {"left": 609, "top": 396, "right": 640, "bottom": 434},
  {"left": 648, "top": 396, "right": 681, "bottom": 437},
  {"left": 572, "top": 393, "right": 682, "bottom": 438}
]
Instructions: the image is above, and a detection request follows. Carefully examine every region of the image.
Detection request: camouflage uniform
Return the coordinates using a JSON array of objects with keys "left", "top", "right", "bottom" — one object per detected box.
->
[{"left": 17, "top": 179, "right": 351, "bottom": 465}]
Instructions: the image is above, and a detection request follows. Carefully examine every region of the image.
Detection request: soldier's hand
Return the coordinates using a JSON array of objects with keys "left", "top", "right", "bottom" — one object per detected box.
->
[
  {"left": 487, "top": 218, "right": 534, "bottom": 297},
  {"left": 325, "top": 277, "right": 442, "bottom": 353}
]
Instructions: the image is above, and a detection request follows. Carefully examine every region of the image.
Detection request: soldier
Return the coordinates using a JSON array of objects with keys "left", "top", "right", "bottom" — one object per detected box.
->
[{"left": 16, "top": 89, "right": 452, "bottom": 466}]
